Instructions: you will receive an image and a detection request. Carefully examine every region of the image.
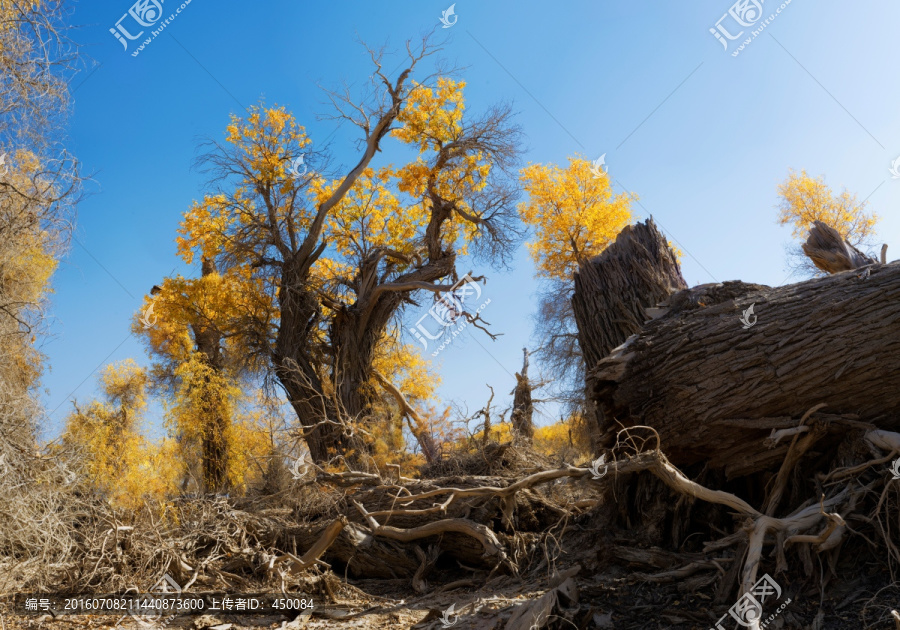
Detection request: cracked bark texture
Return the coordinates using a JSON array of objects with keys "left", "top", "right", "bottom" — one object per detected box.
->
[{"left": 589, "top": 263, "right": 900, "bottom": 472}]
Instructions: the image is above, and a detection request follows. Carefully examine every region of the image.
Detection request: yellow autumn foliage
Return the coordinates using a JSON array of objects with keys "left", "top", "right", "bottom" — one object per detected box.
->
[
  {"left": 61, "top": 360, "right": 180, "bottom": 510},
  {"left": 533, "top": 416, "right": 592, "bottom": 464},
  {"left": 519, "top": 157, "right": 634, "bottom": 281},
  {"left": 776, "top": 169, "right": 878, "bottom": 247}
]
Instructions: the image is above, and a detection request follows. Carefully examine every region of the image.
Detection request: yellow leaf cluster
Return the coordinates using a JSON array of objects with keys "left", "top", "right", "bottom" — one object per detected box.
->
[
  {"left": 371, "top": 327, "right": 440, "bottom": 405},
  {"left": 533, "top": 416, "right": 592, "bottom": 463},
  {"left": 133, "top": 270, "right": 273, "bottom": 375},
  {"left": 776, "top": 169, "right": 878, "bottom": 247},
  {"left": 519, "top": 157, "right": 634, "bottom": 281},
  {"left": 62, "top": 360, "right": 179, "bottom": 510},
  {"left": 470, "top": 421, "right": 513, "bottom": 445},
  {"left": 315, "top": 167, "right": 425, "bottom": 261},
  {"left": 393, "top": 78, "right": 466, "bottom": 151},
  {"left": 225, "top": 106, "right": 312, "bottom": 188}
]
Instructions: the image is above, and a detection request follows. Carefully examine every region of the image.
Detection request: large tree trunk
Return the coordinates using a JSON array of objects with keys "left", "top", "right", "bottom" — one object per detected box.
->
[
  {"left": 572, "top": 219, "right": 688, "bottom": 448},
  {"left": 274, "top": 262, "right": 352, "bottom": 465},
  {"left": 589, "top": 263, "right": 900, "bottom": 477},
  {"left": 329, "top": 249, "right": 455, "bottom": 453},
  {"left": 572, "top": 219, "right": 688, "bottom": 369}
]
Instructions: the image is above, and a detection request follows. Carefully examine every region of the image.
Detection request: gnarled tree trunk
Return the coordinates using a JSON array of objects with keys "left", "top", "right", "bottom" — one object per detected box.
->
[
  {"left": 589, "top": 264, "right": 900, "bottom": 477},
  {"left": 571, "top": 219, "right": 688, "bottom": 447}
]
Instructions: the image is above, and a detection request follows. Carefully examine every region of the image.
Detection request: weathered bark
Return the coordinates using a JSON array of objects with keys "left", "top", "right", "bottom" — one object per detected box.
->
[
  {"left": 572, "top": 219, "right": 688, "bottom": 370},
  {"left": 510, "top": 348, "right": 534, "bottom": 442},
  {"left": 802, "top": 220, "right": 877, "bottom": 274},
  {"left": 589, "top": 263, "right": 900, "bottom": 475},
  {"left": 329, "top": 249, "right": 456, "bottom": 452},
  {"left": 273, "top": 261, "right": 353, "bottom": 464},
  {"left": 572, "top": 219, "right": 687, "bottom": 447}
]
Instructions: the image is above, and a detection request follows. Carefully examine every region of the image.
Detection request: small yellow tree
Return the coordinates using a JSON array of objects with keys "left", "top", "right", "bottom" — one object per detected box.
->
[
  {"left": 61, "top": 360, "right": 180, "bottom": 510},
  {"left": 777, "top": 169, "right": 878, "bottom": 247},
  {"left": 518, "top": 156, "right": 635, "bottom": 404},
  {"left": 518, "top": 157, "right": 634, "bottom": 281}
]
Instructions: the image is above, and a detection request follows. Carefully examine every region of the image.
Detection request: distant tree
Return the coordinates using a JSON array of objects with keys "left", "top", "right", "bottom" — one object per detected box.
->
[
  {"left": 134, "top": 259, "right": 275, "bottom": 493},
  {"left": 61, "top": 360, "right": 180, "bottom": 509},
  {"left": 0, "top": 0, "right": 78, "bottom": 456},
  {"left": 174, "top": 42, "right": 523, "bottom": 465},
  {"left": 777, "top": 169, "right": 879, "bottom": 274},
  {"left": 518, "top": 156, "right": 634, "bottom": 406}
]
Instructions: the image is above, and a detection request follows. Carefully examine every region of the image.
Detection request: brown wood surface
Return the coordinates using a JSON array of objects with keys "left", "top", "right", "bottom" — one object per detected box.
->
[{"left": 589, "top": 263, "right": 900, "bottom": 473}]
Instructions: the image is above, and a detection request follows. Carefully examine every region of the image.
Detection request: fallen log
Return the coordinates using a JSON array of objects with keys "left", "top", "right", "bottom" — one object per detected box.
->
[{"left": 589, "top": 262, "right": 900, "bottom": 474}]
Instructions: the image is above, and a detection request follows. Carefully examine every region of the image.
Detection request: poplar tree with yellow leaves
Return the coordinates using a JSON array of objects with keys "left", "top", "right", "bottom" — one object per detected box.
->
[
  {"left": 62, "top": 360, "right": 180, "bottom": 510},
  {"left": 0, "top": 0, "right": 77, "bottom": 457},
  {"left": 164, "top": 39, "right": 523, "bottom": 465},
  {"left": 517, "top": 156, "right": 634, "bottom": 404},
  {"left": 776, "top": 169, "right": 879, "bottom": 274},
  {"left": 134, "top": 258, "right": 275, "bottom": 493}
]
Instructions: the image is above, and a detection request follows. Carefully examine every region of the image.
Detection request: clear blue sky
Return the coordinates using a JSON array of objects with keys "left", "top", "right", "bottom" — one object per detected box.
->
[{"left": 40, "top": 0, "right": 900, "bottom": 441}]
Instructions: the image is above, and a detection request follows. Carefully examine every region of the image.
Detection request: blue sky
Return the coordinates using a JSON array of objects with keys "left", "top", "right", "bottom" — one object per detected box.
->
[{"left": 41, "top": 0, "right": 900, "bottom": 441}]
